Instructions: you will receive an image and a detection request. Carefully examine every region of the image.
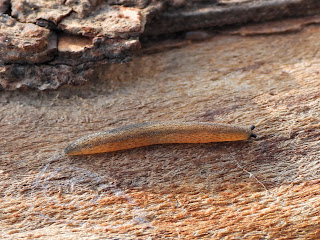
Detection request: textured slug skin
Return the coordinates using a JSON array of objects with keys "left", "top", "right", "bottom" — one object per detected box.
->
[{"left": 65, "top": 122, "right": 256, "bottom": 155}]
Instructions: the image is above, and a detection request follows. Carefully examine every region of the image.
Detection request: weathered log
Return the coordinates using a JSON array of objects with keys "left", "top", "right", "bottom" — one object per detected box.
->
[{"left": 1, "top": 0, "right": 320, "bottom": 90}]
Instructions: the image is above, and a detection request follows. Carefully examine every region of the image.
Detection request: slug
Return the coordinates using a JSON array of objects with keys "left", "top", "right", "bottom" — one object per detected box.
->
[{"left": 65, "top": 121, "right": 256, "bottom": 155}]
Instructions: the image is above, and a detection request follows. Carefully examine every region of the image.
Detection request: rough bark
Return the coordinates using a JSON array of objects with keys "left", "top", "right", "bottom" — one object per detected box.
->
[
  {"left": 1, "top": 0, "right": 320, "bottom": 90},
  {"left": 144, "top": 0, "right": 320, "bottom": 35}
]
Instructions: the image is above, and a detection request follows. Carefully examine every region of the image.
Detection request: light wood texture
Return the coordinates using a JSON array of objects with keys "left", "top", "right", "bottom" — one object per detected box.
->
[{"left": 1, "top": 25, "right": 320, "bottom": 239}]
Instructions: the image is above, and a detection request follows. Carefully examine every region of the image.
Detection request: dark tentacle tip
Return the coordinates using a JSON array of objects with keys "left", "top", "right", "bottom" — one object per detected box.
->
[
  {"left": 250, "top": 125, "right": 255, "bottom": 130},
  {"left": 250, "top": 133, "right": 257, "bottom": 138}
]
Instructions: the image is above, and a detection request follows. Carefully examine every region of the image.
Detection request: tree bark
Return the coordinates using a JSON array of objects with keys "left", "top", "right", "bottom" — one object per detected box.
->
[{"left": 1, "top": 0, "right": 320, "bottom": 90}]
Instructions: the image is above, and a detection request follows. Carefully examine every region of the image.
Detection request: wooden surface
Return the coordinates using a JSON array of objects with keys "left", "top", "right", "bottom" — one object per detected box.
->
[
  {"left": 1, "top": 24, "right": 320, "bottom": 239},
  {"left": 2, "top": 0, "right": 320, "bottom": 90}
]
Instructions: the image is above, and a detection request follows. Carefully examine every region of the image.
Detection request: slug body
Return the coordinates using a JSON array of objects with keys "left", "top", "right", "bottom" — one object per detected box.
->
[{"left": 65, "top": 122, "right": 256, "bottom": 155}]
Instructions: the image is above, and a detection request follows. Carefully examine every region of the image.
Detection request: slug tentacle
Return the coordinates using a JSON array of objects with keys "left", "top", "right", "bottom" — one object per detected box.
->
[{"left": 65, "top": 121, "right": 257, "bottom": 155}]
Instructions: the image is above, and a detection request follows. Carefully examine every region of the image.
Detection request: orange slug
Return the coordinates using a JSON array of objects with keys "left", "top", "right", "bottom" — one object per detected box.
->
[{"left": 65, "top": 121, "right": 256, "bottom": 155}]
